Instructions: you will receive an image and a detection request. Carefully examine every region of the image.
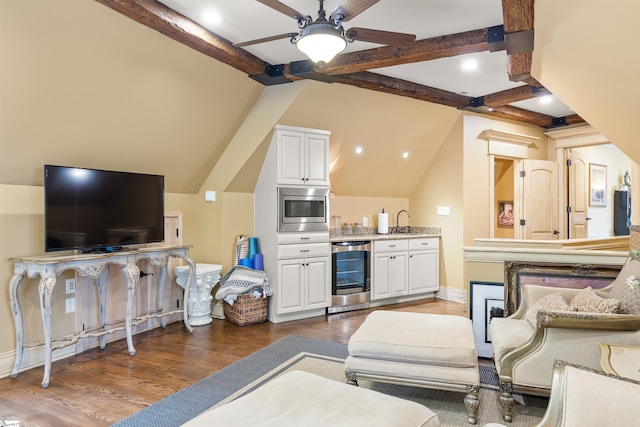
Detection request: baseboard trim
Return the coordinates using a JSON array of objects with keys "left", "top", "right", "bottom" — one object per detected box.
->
[
  {"left": 0, "top": 344, "right": 77, "bottom": 381},
  {"left": 436, "top": 287, "right": 467, "bottom": 304}
]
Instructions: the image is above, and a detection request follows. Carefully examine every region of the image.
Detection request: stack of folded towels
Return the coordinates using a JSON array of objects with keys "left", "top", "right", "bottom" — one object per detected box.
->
[{"left": 214, "top": 265, "right": 272, "bottom": 305}]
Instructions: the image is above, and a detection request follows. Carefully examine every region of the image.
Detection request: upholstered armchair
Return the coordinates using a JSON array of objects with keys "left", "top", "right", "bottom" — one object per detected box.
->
[
  {"left": 487, "top": 360, "right": 640, "bottom": 427},
  {"left": 534, "top": 360, "right": 640, "bottom": 426},
  {"left": 490, "top": 257, "right": 640, "bottom": 422}
]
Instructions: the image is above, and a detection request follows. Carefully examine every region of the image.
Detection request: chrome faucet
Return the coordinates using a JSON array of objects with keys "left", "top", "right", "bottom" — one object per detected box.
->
[{"left": 396, "top": 210, "right": 410, "bottom": 233}]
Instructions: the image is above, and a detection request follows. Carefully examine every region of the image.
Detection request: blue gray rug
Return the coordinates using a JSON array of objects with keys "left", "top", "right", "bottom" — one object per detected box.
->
[
  {"left": 112, "top": 335, "right": 546, "bottom": 426},
  {"left": 111, "top": 336, "right": 349, "bottom": 427}
]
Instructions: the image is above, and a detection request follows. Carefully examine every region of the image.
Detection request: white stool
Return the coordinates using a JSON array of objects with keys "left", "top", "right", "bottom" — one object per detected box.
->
[
  {"left": 174, "top": 263, "right": 222, "bottom": 326},
  {"left": 346, "top": 311, "right": 480, "bottom": 424}
]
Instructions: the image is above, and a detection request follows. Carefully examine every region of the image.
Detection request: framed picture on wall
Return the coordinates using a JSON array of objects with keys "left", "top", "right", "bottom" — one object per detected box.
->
[
  {"left": 590, "top": 163, "right": 607, "bottom": 207},
  {"left": 498, "top": 201, "right": 514, "bottom": 226}
]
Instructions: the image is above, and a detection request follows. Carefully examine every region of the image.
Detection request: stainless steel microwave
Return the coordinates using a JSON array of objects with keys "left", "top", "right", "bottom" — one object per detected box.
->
[{"left": 278, "top": 187, "right": 329, "bottom": 232}]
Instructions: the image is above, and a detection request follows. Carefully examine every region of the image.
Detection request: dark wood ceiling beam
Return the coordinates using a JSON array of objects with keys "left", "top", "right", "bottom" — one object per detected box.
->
[
  {"left": 501, "top": 0, "right": 534, "bottom": 81},
  {"left": 332, "top": 72, "right": 470, "bottom": 108},
  {"left": 564, "top": 114, "right": 586, "bottom": 125},
  {"left": 488, "top": 105, "right": 553, "bottom": 127},
  {"left": 94, "top": 0, "right": 266, "bottom": 76},
  {"left": 507, "top": 51, "right": 533, "bottom": 82},
  {"left": 483, "top": 85, "right": 547, "bottom": 106},
  {"left": 317, "top": 29, "right": 489, "bottom": 76}
]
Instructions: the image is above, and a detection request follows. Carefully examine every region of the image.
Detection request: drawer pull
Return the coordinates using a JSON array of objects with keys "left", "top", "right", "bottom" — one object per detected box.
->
[
  {"left": 300, "top": 249, "right": 310, "bottom": 253},
  {"left": 389, "top": 244, "right": 397, "bottom": 248},
  {"left": 300, "top": 237, "right": 310, "bottom": 240},
  {"left": 421, "top": 243, "right": 429, "bottom": 246}
]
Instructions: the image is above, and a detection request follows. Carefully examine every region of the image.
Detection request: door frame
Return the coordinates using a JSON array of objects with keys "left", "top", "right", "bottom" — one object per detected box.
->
[
  {"left": 547, "top": 126, "right": 611, "bottom": 239},
  {"left": 481, "top": 129, "right": 539, "bottom": 239}
]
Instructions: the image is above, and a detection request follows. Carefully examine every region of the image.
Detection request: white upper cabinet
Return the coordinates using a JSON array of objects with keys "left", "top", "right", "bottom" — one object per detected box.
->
[{"left": 277, "top": 128, "right": 329, "bottom": 186}]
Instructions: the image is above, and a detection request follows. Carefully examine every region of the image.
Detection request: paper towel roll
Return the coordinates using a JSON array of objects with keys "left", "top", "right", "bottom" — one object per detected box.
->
[{"left": 378, "top": 212, "right": 389, "bottom": 234}]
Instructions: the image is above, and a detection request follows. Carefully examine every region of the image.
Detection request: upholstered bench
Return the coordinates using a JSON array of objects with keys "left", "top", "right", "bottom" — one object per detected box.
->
[
  {"left": 345, "top": 311, "right": 480, "bottom": 424},
  {"left": 181, "top": 370, "right": 440, "bottom": 427}
]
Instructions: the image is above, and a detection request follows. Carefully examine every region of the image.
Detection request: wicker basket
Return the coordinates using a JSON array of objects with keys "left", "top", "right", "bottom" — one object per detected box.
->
[{"left": 223, "top": 294, "right": 268, "bottom": 326}]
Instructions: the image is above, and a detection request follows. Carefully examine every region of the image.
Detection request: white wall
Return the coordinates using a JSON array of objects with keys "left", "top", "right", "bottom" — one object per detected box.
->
[{"left": 572, "top": 145, "right": 633, "bottom": 238}]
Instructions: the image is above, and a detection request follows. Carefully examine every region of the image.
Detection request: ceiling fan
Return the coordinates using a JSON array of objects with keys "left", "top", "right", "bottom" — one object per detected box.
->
[{"left": 236, "top": 0, "right": 417, "bottom": 64}]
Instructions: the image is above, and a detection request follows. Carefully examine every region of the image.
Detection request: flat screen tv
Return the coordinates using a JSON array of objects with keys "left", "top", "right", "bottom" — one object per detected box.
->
[{"left": 44, "top": 165, "right": 165, "bottom": 253}]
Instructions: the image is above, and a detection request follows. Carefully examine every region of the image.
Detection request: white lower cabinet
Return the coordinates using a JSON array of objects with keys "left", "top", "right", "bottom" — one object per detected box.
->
[
  {"left": 373, "top": 252, "right": 408, "bottom": 300},
  {"left": 372, "top": 239, "right": 409, "bottom": 300},
  {"left": 373, "top": 238, "right": 439, "bottom": 300},
  {"left": 408, "top": 238, "right": 440, "bottom": 293},
  {"left": 277, "top": 256, "right": 330, "bottom": 314}
]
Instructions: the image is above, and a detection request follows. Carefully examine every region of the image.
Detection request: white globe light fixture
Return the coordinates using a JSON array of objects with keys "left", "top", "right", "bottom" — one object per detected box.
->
[
  {"left": 290, "top": 1, "right": 353, "bottom": 65},
  {"left": 295, "top": 21, "right": 348, "bottom": 64}
]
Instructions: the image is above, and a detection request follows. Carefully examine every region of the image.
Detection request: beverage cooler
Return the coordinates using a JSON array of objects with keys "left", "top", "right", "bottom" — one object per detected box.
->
[{"left": 329, "top": 241, "right": 371, "bottom": 314}]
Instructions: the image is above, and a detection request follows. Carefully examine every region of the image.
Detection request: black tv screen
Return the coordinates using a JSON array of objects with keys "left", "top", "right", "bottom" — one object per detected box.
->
[{"left": 44, "top": 165, "right": 165, "bottom": 252}]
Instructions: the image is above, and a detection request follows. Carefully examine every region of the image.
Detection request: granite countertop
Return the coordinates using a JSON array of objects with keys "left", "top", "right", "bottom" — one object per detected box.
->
[{"left": 329, "top": 226, "right": 441, "bottom": 243}]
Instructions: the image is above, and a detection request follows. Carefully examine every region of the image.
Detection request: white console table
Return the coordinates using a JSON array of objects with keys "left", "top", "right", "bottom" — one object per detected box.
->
[{"left": 8, "top": 245, "right": 195, "bottom": 388}]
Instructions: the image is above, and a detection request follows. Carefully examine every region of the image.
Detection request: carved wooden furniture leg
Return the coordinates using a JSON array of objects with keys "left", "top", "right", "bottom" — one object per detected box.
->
[
  {"left": 38, "top": 276, "right": 57, "bottom": 388},
  {"left": 345, "top": 370, "right": 359, "bottom": 386},
  {"left": 499, "top": 381, "right": 515, "bottom": 423},
  {"left": 9, "top": 269, "right": 26, "bottom": 380},
  {"left": 124, "top": 263, "right": 140, "bottom": 356},
  {"left": 464, "top": 384, "right": 479, "bottom": 425}
]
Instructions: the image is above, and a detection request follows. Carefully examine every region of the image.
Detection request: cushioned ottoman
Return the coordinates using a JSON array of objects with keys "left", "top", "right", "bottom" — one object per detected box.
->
[
  {"left": 182, "top": 370, "right": 440, "bottom": 427},
  {"left": 345, "top": 311, "right": 480, "bottom": 424}
]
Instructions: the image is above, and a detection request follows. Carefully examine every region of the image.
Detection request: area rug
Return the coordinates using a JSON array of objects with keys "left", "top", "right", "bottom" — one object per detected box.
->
[{"left": 112, "top": 335, "right": 547, "bottom": 427}]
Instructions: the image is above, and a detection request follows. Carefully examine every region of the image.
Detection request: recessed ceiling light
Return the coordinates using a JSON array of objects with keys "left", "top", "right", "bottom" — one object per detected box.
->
[
  {"left": 461, "top": 58, "right": 478, "bottom": 72},
  {"left": 355, "top": 146, "right": 363, "bottom": 154},
  {"left": 402, "top": 152, "right": 409, "bottom": 159},
  {"left": 203, "top": 10, "right": 223, "bottom": 25},
  {"left": 539, "top": 95, "right": 553, "bottom": 105}
]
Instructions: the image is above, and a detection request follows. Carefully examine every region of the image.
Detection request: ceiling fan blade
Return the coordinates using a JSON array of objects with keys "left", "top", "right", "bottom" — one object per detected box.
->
[
  {"left": 347, "top": 28, "right": 416, "bottom": 46},
  {"left": 257, "top": 0, "right": 305, "bottom": 19},
  {"left": 332, "top": 0, "right": 380, "bottom": 22},
  {"left": 234, "top": 33, "right": 293, "bottom": 47}
]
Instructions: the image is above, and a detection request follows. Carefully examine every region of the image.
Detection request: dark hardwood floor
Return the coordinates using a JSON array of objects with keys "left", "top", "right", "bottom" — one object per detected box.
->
[{"left": 0, "top": 298, "right": 470, "bottom": 426}]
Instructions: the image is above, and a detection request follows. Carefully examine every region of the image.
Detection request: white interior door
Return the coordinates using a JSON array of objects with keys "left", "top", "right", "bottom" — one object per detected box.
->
[
  {"left": 568, "top": 150, "right": 589, "bottom": 238},
  {"left": 521, "top": 160, "right": 559, "bottom": 239}
]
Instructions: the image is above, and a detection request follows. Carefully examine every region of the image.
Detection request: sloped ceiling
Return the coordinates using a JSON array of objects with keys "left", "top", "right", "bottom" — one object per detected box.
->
[
  {"left": 0, "top": 0, "right": 263, "bottom": 193},
  {"left": 0, "top": 0, "right": 466, "bottom": 199},
  {"left": 533, "top": 0, "right": 640, "bottom": 163}
]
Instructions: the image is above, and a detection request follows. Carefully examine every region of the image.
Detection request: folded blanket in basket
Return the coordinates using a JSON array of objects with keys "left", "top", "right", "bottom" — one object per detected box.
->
[{"left": 215, "top": 265, "right": 272, "bottom": 305}]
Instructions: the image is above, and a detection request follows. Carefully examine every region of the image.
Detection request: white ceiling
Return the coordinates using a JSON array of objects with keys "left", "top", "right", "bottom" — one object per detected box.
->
[{"left": 158, "top": 0, "right": 575, "bottom": 118}]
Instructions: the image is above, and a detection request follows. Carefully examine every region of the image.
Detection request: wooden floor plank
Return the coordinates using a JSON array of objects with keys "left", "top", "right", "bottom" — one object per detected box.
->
[{"left": 0, "top": 298, "right": 469, "bottom": 426}]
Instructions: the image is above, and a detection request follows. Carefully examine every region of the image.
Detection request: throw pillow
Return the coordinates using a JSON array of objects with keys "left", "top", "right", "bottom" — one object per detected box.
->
[
  {"left": 608, "top": 259, "right": 640, "bottom": 314},
  {"left": 569, "top": 286, "right": 621, "bottom": 313},
  {"left": 525, "top": 292, "right": 569, "bottom": 326}
]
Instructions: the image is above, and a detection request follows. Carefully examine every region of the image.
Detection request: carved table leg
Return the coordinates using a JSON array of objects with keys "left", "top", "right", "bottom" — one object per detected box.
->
[
  {"left": 9, "top": 270, "right": 26, "bottom": 379},
  {"left": 38, "top": 276, "right": 57, "bottom": 388},
  {"left": 97, "top": 267, "right": 109, "bottom": 350},
  {"left": 465, "top": 384, "right": 479, "bottom": 425},
  {"left": 157, "top": 264, "right": 168, "bottom": 328},
  {"left": 124, "top": 263, "right": 140, "bottom": 356},
  {"left": 499, "top": 381, "right": 515, "bottom": 423},
  {"left": 182, "top": 257, "right": 195, "bottom": 333}
]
